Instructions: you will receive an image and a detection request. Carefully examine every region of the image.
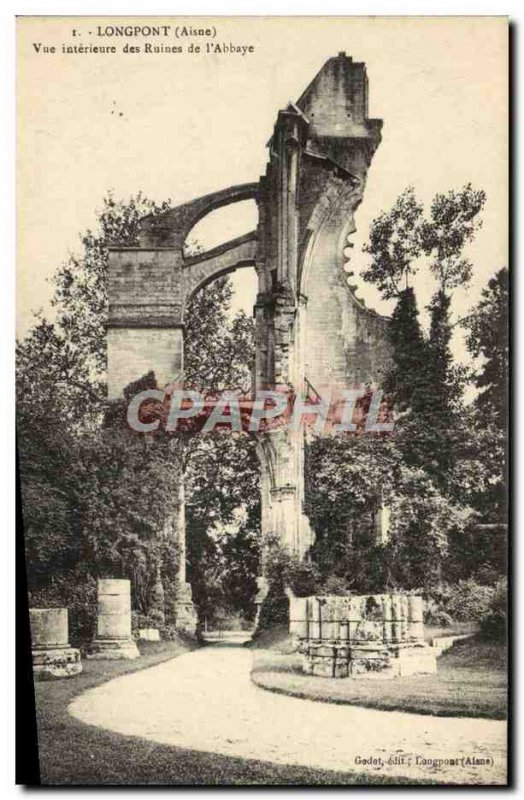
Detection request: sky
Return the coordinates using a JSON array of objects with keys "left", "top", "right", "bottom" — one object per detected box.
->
[{"left": 17, "top": 16, "right": 508, "bottom": 368}]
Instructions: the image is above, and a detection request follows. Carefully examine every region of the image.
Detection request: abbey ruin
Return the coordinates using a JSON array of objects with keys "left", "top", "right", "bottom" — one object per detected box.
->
[{"left": 106, "top": 53, "right": 390, "bottom": 629}]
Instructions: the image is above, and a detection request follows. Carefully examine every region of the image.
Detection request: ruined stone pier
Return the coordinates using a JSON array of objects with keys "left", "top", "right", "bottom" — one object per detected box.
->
[
  {"left": 88, "top": 579, "right": 140, "bottom": 659},
  {"left": 29, "top": 608, "right": 82, "bottom": 679},
  {"left": 289, "top": 594, "right": 437, "bottom": 678}
]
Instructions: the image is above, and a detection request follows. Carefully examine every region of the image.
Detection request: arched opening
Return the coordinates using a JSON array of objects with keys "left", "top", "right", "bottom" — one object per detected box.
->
[
  {"left": 182, "top": 266, "right": 262, "bottom": 638},
  {"left": 183, "top": 199, "right": 258, "bottom": 257},
  {"left": 228, "top": 268, "right": 258, "bottom": 318}
]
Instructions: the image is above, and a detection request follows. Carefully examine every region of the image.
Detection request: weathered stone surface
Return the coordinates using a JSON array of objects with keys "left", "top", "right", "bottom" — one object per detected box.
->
[
  {"left": 107, "top": 187, "right": 258, "bottom": 401},
  {"left": 333, "top": 661, "right": 350, "bottom": 679},
  {"left": 138, "top": 628, "right": 161, "bottom": 642},
  {"left": 29, "top": 608, "right": 82, "bottom": 680},
  {"left": 294, "top": 593, "right": 437, "bottom": 679},
  {"left": 87, "top": 639, "right": 140, "bottom": 660},
  {"left": 392, "top": 647, "right": 438, "bottom": 677},
  {"left": 32, "top": 645, "right": 82, "bottom": 680},
  {"left": 30, "top": 607, "right": 68, "bottom": 648},
  {"left": 310, "top": 657, "right": 335, "bottom": 678},
  {"left": 288, "top": 596, "right": 309, "bottom": 639},
  {"left": 107, "top": 326, "right": 183, "bottom": 400},
  {"left": 88, "top": 579, "right": 139, "bottom": 660},
  {"left": 431, "top": 633, "right": 473, "bottom": 656},
  {"left": 96, "top": 579, "right": 132, "bottom": 639},
  {"left": 166, "top": 479, "right": 197, "bottom": 634},
  {"left": 407, "top": 595, "right": 424, "bottom": 641},
  {"left": 174, "top": 581, "right": 198, "bottom": 633}
]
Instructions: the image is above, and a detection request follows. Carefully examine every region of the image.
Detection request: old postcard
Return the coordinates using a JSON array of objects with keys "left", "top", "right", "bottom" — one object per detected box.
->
[{"left": 16, "top": 16, "right": 509, "bottom": 786}]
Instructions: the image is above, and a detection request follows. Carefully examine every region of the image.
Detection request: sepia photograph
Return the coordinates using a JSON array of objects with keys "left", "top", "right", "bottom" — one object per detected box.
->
[{"left": 15, "top": 14, "right": 509, "bottom": 787}]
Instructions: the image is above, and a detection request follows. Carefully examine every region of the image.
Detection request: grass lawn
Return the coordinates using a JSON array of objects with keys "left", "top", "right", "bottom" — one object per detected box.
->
[
  {"left": 32, "top": 636, "right": 422, "bottom": 786},
  {"left": 251, "top": 634, "right": 507, "bottom": 720}
]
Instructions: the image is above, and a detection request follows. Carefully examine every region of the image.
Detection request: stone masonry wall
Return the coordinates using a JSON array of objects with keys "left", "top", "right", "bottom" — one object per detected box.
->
[{"left": 107, "top": 327, "right": 184, "bottom": 400}]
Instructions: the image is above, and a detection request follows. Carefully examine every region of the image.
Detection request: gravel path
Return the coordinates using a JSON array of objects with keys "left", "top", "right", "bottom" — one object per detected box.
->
[{"left": 69, "top": 642, "right": 506, "bottom": 785}]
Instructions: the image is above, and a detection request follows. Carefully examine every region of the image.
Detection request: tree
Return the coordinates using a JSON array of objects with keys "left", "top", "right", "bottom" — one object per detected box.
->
[
  {"left": 18, "top": 194, "right": 177, "bottom": 618},
  {"left": 221, "top": 525, "right": 261, "bottom": 622},
  {"left": 185, "top": 430, "right": 261, "bottom": 625},
  {"left": 303, "top": 430, "right": 475, "bottom": 593},
  {"left": 51, "top": 192, "right": 172, "bottom": 381},
  {"left": 185, "top": 277, "right": 254, "bottom": 394},
  {"left": 305, "top": 434, "right": 400, "bottom": 591},
  {"left": 417, "top": 185, "right": 486, "bottom": 487},
  {"left": 417, "top": 289, "right": 460, "bottom": 489},
  {"left": 346, "top": 183, "right": 492, "bottom": 588},
  {"left": 17, "top": 192, "right": 261, "bottom": 634},
  {"left": 384, "top": 287, "right": 428, "bottom": 413},
  {"left": 420, "top": 183, "right": 486, "bottom": 293},
  {"left": 461, "top": 268, "right": 509, "bottom": 525},
  {"left": 465, "top": 268, "right": 509, "bottom": 429},
  {"left": 180, "top": 265, "right": 259, "bottom": 625},
  {"left": 385, "top": 466, "right": 473, "bottom": 589},
  {"left": 362, "top": 184, "right": 486, "bottom": 489},
  {"left": 361, "top": 186, "right": 423, "bottom": 299}
]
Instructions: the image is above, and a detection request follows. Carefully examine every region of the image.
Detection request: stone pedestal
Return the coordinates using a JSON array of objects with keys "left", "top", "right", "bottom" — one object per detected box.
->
[
  {"left": 291, "top": 593, "right": 437, "bottom": 679},
  {"left": 30, "top": 608, "right": 82, "bottom": 680},
  {"left": 138, "top": 628, "right": 160, "bottom": 642},
  {"left": 174, "top": 582, "right": 197, "bottom": 633},
  {"left": 88, "top": 579, "right": 139, "bottom": 660},
  {"left": 149, "top": 568, "right": 165, "bottom": 628}
]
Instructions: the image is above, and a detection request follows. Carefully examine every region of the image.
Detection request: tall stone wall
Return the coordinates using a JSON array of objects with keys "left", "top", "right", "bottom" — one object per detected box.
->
[
  {"left": 253, "top": 53, "right": 390, "bottom": 559},
  {"left": 107, "top": 327, "right": 184, "bottom": 401},
  {"left": 299, "top": 172, "right": 390, "bottom": 392}
]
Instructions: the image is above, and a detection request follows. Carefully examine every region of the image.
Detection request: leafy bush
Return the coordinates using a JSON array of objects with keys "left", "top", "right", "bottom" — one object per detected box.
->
[
  {"left": 480, "top": 578, "right": 507, "bottom": 640},
  {"left": 446, "top": 580, "right": 495, "bottom": 621},
  {"left": 318, "top": 575, "right": 353, "bottom": 596},
  {"left": 148, "top": 608, "right": 165, "bottom": 628},
  {"left": 131, "top": 610, "right": 149, "bottom": 633},
  {"left": 131, "top": 608, "right": 165, "bottom": 634},
  {"left": 423, "top": 604, "right": 455, "bottom": 627},
  {"left": 161, "top": 624, "right": 180, "bottom": 641},
  {"left": 256, "top": 538, "right": 320, "bottom": 633},
  {"left": 255, "top": 588, "right": 289, "bottom": 632},
  {"left": 422, "top": 579, "right": 495, "bottom": 625}
]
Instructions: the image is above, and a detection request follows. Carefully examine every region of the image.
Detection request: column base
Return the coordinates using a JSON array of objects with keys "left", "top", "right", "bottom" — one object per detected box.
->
[
  {"left": 32, "top": 646, "right": 82, "bottom": 680},
  {"left": 174, "top": 582, "right": 197, "bottom": 633},
  {"left": 174, "top": 602, "right": 197, "bottom": 633},
  {"left": 390, "top": 643, "right": 438, "bottom": 677},
  {"left": 300, "top": 641, "right": 437, "bottom": 679},
  {"left": 87, "top": 638, "right": 140, "bottom": 660}
]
